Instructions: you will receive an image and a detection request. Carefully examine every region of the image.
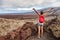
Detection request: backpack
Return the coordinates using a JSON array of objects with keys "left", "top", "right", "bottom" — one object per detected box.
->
[{"left": 39, "top": 15, "right": 44, "bottom": 23}]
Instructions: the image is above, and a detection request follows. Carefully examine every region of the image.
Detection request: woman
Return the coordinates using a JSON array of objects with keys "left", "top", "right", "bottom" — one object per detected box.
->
[{"left": 33, "top": 8, "right": 54, "bottom": 38}]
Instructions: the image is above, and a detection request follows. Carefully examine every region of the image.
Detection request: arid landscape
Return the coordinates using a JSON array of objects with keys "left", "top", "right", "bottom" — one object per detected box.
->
[
  {"left": 0, "top": 14, "right": 59, "bottom": 40},
  {"left": 0, "top": 9, "right": 60, "bottom": 40}
]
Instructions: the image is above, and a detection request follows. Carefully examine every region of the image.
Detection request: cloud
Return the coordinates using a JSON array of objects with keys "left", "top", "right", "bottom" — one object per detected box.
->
[
  {"left": 0, "top": 0, "right": 60, "bottom": 13},
  {"left": 52, "top": 2, "right": 60, "bottom": 7},
  {"left": 0, "top": 0, "right": 60, "bottom": 8},
  {"left": 0, "top": 0, "right": 44, "bottom": 8}
]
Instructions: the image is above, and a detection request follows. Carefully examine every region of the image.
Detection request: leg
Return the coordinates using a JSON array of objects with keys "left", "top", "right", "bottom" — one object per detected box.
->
[
  {"left": 38, "top": 26, "right": 41, "bottom": 38},
  {"left": 40, "top": 26, "right": 43, "bottom": 37}
]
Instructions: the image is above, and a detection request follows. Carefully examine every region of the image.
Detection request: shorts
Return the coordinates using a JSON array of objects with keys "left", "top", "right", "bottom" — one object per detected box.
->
[{"left": 37, "top": 22, "right": 43, "bottom": 26}]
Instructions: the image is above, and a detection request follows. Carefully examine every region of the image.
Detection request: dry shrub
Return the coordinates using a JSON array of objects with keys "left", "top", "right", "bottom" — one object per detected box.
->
[
  {"left": 0, "top": 22, "right": 38, "bottom": 40},
  {"left": 20, "top": 22, "right": 37, "bottom": 40},
  {"left": 45, "top": 17, "right": 60, "bottom": 38},
  {"left": 0, "top": 36, "right": 5, "bottom": 40}
]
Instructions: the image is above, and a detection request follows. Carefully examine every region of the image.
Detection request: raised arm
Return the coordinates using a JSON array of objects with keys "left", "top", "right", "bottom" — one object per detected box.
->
[
  {"left": 33, "top": 8, "right": 40, "bottom": 16},
  {"left": 43, "top": 8, "right": 55, "bottom": 15},
  {"left": 46, "top": 8, "right": 54, "bottom": 12}
]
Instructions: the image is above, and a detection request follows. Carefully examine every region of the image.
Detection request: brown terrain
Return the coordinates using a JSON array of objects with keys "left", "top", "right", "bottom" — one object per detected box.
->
[
  {"left": 0, "top": 14, "right": 59, "bottom": 40},
  {"left": 0, "top": 9, "right": 60, "bottom": 40}
]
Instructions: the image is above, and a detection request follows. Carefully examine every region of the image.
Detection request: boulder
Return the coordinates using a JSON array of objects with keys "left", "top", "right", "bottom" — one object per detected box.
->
[
  {"left": 45, "top": 16, "right": 60, "bottom": 38},
  {"left": 20, "top": 22, "right": 37, "bottom": 40}
]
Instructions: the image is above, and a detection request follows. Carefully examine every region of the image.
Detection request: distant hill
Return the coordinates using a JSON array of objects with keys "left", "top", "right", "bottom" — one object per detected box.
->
[{"left": 0, "top": 7, "right": 60, "bottom": 15}]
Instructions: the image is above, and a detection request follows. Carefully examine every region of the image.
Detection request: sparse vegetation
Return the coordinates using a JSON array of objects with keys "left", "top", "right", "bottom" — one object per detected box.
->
[
  {"left": 0, "top": 15, "right": 60, "bottom": 40},
  {"left": 45, "top": 16, "right": 60, "bottom": 38}
]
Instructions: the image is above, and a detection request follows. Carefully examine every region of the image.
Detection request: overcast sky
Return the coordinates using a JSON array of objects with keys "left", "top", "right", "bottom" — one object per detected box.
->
[
  {"left": 0, "top": 0, "right": 60, "bottom": 13},
  {"left": 0, "top": 0, "right": 60, "bottom": 8}
]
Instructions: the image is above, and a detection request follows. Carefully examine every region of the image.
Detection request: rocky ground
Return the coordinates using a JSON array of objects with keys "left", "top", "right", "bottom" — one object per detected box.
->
[
  {"left": 0, "top": 15, "right": 59, "bottom": 40},
  {"left": 26, "top": 17, "right": 60, "bottom": 40}
]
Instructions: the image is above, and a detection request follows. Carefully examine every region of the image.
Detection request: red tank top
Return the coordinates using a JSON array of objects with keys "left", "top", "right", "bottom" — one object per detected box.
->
[{"left": 39, "top": 15, "right": 44, "bottom": 23}]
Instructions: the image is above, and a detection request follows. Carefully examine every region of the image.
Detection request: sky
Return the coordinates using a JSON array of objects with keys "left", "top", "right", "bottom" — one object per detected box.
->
[{"left": 0, "top": 0, "right": 60, "bottom": 14}]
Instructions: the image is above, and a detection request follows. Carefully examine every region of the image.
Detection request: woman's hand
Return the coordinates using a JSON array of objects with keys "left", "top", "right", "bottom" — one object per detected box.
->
[{"left": 32, "top": 8, "right": 40, "bottom": 16}]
